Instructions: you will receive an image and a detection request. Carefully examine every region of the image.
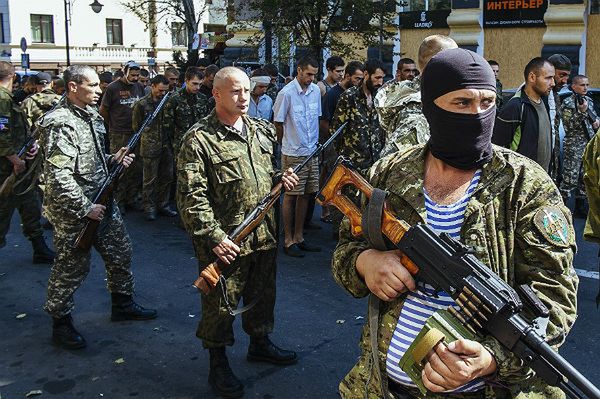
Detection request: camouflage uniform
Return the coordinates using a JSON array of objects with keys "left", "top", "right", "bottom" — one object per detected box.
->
[
  {"left": 496, "top": 79, "right": 504, "bottom": 110},
  {"left": 330, "top": 85, "right": 385, "bottom": 173},
  {"left": 41, "top": 100, "right": 134, "bottom": 318},
  {"left": 332, "top": 144, "right": 578, "bottom": 399},
  {"left": 374, "top": 76, "right": 429, "bottom": 158},
  {"left": 21, "top": 88, "right": 62, "bottom": 127},
  {"left": 559, "top": 94, "right": 598, "bottom": 201},
  {"left": 583, "top": 129, "right": 600, "bottom": 243},
  {"left": 162, "top": 87, "right": 209, "bottom": 158},
  {"left": 0, "top": 86, "right": 44, "bottom": 248},
  {"left": 266, "top": 84, "right": 279, "bottom": 103},
  {"left": 177, "top": 110, "right": 278, "bottom": 348},
  {"left": 132, "top": 94, "right": 173, "bottom": 212}
]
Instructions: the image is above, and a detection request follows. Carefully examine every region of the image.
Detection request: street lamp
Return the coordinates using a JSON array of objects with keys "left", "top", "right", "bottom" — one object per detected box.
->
[{"left": 64, "top": 0, "right": 104, "bottom": 66}]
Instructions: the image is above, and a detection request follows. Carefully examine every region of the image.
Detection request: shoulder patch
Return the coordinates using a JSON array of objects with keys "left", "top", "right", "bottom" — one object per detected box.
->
[
  {"left": 533, "top": 206, "right": 572, "bottom": 247},
  {"left": 0, "top": 115, "right": 9, "bottom": 132},
  {"left": 47, "top": 148, "right": 75, "bottom": 168}
]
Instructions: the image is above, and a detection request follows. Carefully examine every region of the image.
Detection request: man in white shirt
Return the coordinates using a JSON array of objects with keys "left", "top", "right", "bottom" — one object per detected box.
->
[{"left": 273, "top": 56, "right": 322, "bottom": 257}]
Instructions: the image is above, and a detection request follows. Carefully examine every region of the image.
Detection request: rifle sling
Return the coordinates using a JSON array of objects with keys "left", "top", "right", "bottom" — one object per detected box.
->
[
  {"left": 361, "top": 188, "right": 389, "bottom": 397},
  {"left": 218, "top": 275, "right": 260, "bottom": 316}
]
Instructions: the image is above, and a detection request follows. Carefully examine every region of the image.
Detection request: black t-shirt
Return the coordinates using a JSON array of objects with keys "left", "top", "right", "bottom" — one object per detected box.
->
[
  {"left": 321, "top": 84, "right": 345, "bottom": 123},
  {"left": 100, "top": 79, "right": 144, "bottom": 133}
]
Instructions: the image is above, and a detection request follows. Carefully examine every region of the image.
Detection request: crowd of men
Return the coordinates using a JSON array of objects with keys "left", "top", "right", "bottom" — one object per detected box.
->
[{"left": 1, "top": 33, "right": 599, "bottom": 399}]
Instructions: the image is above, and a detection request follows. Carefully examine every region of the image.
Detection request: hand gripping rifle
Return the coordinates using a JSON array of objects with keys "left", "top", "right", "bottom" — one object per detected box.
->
[
  {"left": 0, "top": 94, "right": 66, "bottom": 198},
  {"left": 192, "top": 122, "right": 348, "bottom": 297},
  {"left": 317, "top": 157, "right": 600, "bottom": 399},
  {"left": 73, "top": 92, "right": 171, "bottom": 250}
]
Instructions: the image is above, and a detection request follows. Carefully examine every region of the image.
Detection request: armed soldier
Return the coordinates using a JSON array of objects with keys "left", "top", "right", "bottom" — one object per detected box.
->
[
  {"left": 177, "top": 67, "right": 299, "bottom": 399},
  {"left": 21, "top": 72, "right": 62, "bottom": 127},
  {"left": 163, "top": 67, "right": 209, "bottom": 159},
  {"left": 132, "top": 74, "right": 177, "bottom": 221},
  {"left": 0, "top": 61, "right": 54, "bottom": 264},
  {"left": 560, "top": 74, "right": 600, "bottom": 217},
  {"left": 332, "top": 49, "right": 578, "bottom": 398},
  {"left": 42, "top": 65, "right": 156, "bottom": 350}
]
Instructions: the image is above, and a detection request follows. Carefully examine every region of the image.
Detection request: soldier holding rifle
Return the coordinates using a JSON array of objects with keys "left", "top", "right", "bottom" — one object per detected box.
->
[
  {"left": 42, "top": 65, "right": 156, "bottom": 351},
  {"left": 177, "top": 67, "right": 299, "bottom": 399},
  {"left": 332, "top": 49, "right": 578, "bottom": 398}
]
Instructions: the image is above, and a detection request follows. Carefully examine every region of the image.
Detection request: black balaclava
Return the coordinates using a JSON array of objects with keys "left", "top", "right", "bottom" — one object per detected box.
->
[{"left": 421, "top": 48, "right": 497, "bottom": 170}]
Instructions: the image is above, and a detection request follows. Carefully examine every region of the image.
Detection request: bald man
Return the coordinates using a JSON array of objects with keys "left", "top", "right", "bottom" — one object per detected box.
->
[{"left": 176, "top": 67, "right": 299, "bottom": 398}]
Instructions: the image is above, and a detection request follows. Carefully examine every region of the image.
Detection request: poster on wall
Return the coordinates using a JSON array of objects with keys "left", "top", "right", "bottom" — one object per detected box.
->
[
  {"left": 399, "top": 10, "right": 451, "bottom": 29},
  {"left": 483, "top": 0, "right": 548, "bottom": 27}
]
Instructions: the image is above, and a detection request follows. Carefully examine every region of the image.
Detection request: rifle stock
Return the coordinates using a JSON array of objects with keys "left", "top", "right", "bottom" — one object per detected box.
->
[
  {"left": 317, "top": 157, "right": 600, "bottom": 399},
  {"left": 192, "top": 122, "right": 348, "bottom": 294}
]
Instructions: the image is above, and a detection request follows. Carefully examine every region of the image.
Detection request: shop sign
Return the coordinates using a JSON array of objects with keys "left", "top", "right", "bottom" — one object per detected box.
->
[
  {"left": 399, "top": 10, "right": 451, "bottom": 29},
  {"left": 483, "top": 0, "right": 548, "bottom": 27}
]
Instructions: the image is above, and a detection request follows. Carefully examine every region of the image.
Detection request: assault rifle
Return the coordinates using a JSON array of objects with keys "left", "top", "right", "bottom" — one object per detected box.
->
[
  {"left": 73, "top": 91, "right": 171, "bottom": 250},
  {"left": 0, "top": 94, "right": 65, "bottom": 198},
  {"left": 317, "top": 157, "right": 600, "bottom": 399},
  {"left": 192, "top": 122, "right": 347, "bottom": 296}
]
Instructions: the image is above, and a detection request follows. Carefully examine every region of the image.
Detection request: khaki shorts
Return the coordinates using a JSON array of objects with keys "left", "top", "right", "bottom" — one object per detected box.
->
[{"left": 282, "top": 154, "right": 319, "bottom": 195}]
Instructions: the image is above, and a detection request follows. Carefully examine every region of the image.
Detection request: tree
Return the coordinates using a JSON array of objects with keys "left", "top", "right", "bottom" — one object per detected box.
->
[
  {"left": 234, "top": 0, "right": 399, "bottom": 74},
  {"left": 121, "top": 0, "right": 208, "bottom": 70}
]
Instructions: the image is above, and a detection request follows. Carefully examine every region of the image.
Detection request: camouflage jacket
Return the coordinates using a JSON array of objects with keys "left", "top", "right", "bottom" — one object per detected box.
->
[
  {"left": 561, "top": 94, "right": 599, "bottom": 141},
  {"left": 41, "top": 100, "right": 112, "bottom": 225},
  {"left": 21, "top": 88, "right": 62, "bottom": 128},
  {"left": 266, "top": 84, "right": 279, "bottom": 103},
  {"left": 163, "top": 87, "right": 209, "bottom": 153},
  {"left": 583, "top": 131, "right": 600, "bottom": 243},
  {"left": 331, "top": 85, "right": 385, "bottom": 172},
  {"left": 0, "top": 86, "right": 29, "bottom": 175},
  {"left": 176, "top": 110, "right": 277, "bottom": 265},
  {"left": 332, "top": 144, "right": 578, "bottom": 399},
  {"left": 496, "top": 79, "right": 504, "bottom": 110},
  {"left": 132, "top": 93, "right": 169, "bottom": 158},
  {"left": 374, "top": 76, "right": 429, "bottom": 157}
]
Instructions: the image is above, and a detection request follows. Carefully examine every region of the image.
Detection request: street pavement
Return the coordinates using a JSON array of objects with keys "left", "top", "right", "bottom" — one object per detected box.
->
[{"left": 1, "top": 206, "right": 599, "bottom": 399}]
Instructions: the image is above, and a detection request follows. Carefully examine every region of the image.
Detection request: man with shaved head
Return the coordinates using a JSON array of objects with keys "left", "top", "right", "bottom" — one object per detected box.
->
[{"left": 177, "top": 67, "right": 299, "bottom": 398}]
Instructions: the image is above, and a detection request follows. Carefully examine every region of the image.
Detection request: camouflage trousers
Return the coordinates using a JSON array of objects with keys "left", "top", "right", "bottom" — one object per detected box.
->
[
  {"left": 0, "top": 171, "right": 43, "bottom": 247},
  {"left": 197, "top": 249, "right": 277, "bottom": 348},
  {"left": 559, "top": 133, "right": 588, "bottom": 200},
  {"left": 44, "top": 201, "right": 134, "bottom": 318},
  {"left": 110, "top": 131, "right": 143, "bottom": 206},
  {"left": 142, "top": 148, "right": 174, "bottom": 212}
]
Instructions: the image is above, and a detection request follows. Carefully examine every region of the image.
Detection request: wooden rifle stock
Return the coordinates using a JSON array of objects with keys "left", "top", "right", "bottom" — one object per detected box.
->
[
  {"left": 193, "top": 122, "right": 348, "bottom": 294},
  {"left": 316, "top": 157, "right": 419, "bottom": 275}
]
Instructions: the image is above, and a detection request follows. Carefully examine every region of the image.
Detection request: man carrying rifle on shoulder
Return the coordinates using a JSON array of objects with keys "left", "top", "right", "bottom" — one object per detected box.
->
[
  {"left": 332, "top": 49, "right": 579, "bottom": 398},
  {"left": 177, "top": 66, "right": 299, "bottom": 399},
  {"left": 0, "top": 61, "right": 54, "bottom": 264},
  {"left": 41, "top": 65, "right": 156, "bottom": 351}
]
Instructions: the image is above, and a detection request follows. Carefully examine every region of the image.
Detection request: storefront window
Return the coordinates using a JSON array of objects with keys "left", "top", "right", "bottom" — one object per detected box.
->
[
  {"left": 591, "top": 0, "right": 600, "bottom": 14},
  {"left": 405, "top": 0, "right": 450, "bottom": 11}
]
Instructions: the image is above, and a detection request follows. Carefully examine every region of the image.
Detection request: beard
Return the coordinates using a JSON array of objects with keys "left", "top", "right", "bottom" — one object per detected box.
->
[{"left": 366, "top": 78, "right": 381, "bottom": 96}]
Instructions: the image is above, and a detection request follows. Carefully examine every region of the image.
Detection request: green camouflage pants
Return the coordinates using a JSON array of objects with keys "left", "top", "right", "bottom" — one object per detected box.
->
[
  {"left": 197, "top": 249, "right": 277, "bottom": 348},
  {"left": 559, "top": 133, "right": 588, "bottom": 200},
  {"left": 44, "top": 201, "right": 134, "bottom": 318},
  {"left": 142, "top": 148, "right": 174, "bottom": 211},
  {"left": 110, "top": 131, "right": 143, "bottom": 206},
  {"left": 0, "top": 171, "right": 43, "bottom": 247}
]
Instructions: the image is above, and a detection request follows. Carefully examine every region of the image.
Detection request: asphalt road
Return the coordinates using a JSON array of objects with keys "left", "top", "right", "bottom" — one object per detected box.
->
[{"left": 1, "top": 207, "right": 599, "bottom": 399}]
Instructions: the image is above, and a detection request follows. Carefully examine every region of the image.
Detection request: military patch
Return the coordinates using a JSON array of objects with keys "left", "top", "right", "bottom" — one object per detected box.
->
[
  {"left": 47, "top": 148, "right": 74, "bottom": 168},
  {"left": 0, "top": 116, "right": 10, "bottom": 132},
  {"left": 533, "top": 206, "right": 571, "bottom": 247}
]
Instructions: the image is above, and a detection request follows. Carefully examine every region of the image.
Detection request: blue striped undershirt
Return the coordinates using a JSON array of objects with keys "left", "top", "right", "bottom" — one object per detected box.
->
[{"left": 386, "top": 170, "right": 485, "bottom": 392}]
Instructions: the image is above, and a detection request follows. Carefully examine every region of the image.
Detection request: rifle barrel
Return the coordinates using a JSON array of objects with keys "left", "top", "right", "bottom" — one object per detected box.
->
[{"left": 292, "top": 122, "right": 347, "bottom": 175}]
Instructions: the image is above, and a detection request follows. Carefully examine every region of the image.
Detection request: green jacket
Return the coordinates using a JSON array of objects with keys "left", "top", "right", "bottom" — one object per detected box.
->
[
  {"left": 132, "top": 93, "right": 169, "bottom": 158},
  {"left": 332, "top": 144, "right": 578, "bottom": 399},
  {"left": 0, "top": 86, "right": 28, "bottom": 175},
  {"left": 163, "top": 87, "right": 209, "bottom": 154},
  {"left": 21, "top": 88, "right": 61, "bottom": 128},
  {"left": 176, "top": 110, "right": 277, "bottom": 265}
]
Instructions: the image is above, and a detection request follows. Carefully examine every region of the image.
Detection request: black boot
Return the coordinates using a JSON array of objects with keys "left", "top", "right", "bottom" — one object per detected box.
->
[
  {"left": 158, "top": 206, "right": 178, "bottom": 217},
  {"left": 145, "top": 208, "right": 157, "bottom": 221},
  {"left": 110, "top": 293, "right": 157, "bottom": 321},
  {"left": 574, "top": 198, "right": 588, "bottom": 219},
  {"left": 208, "top": 347, "right": 244, "bottom": 399},
  {"left": 31, "top": 236, "right": 55, "bottom": 264},
  {"left": 247, "top": 336, "right": 297, "bottom": 365},
  {"left": 52, "top": 314, "right": 86, "bottom": 349}
]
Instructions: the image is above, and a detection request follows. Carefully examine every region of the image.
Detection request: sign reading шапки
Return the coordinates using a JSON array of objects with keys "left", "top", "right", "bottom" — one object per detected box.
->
[{"left": 483, "top": 0, "right": 548, "bottom": 28}]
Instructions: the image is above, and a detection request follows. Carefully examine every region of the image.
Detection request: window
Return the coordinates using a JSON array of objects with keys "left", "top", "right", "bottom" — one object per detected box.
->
[
  {"left": 591, "top": 0, "right": 600, "bottom": 14},
  {"left": 106, "top": 19, "right": 123, "bottom": 45},
  {"left": 404, "top": 0, "right": 450, "bottom": 11},
  {"left": 0, "top": 14, "right": 5, "bottom": 43},
  {"left": 171, "top": 22, "right": 187, "bottom": 46},
  {"left": 31, "top": 14, "right": 54, "bottom": 43}
]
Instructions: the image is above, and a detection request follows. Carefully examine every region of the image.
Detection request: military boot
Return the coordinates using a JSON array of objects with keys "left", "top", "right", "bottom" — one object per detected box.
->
[
  {"left": 31, "top": 236, "right": 55, "bottom": 264},
  {"left": 158, "top": 206, "right": 177, "bottom": 217},
  {"left": 247, "top": 335, "right": 297, "bottom": 365},
  {"left": 110, "top": 293, "right": 157, "bottom": 321},
  {"left": 145, "top": 208, "right": 157, "bottom": 221},
  {"left": 574, "top": 198, "right": 588, "bottom": 219},
  {"left": 52, "top": 314, "right": 86, "bottom": 349},
  {"left": 208, "top": 347, "right": 244, "bottom": 399}
]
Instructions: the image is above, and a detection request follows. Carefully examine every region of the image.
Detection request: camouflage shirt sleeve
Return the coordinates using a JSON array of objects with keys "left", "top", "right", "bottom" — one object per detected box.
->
[
  {"left": 131, "top": 100, "right": 143, "bottom": 132},
  {"left": 43, "top": 122, "right": 95, "bottom": 220},
  {"left": 0, "top": 96, "right": 15, "bottom": 157},
  {"left": 176, "top": 131, "right": 227, "bottom": 251}
]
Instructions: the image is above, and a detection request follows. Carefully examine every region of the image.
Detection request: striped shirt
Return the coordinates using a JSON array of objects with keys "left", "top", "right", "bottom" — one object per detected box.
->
[{"left": 386, "top": 170, "right": 485, "bottom": 392}]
